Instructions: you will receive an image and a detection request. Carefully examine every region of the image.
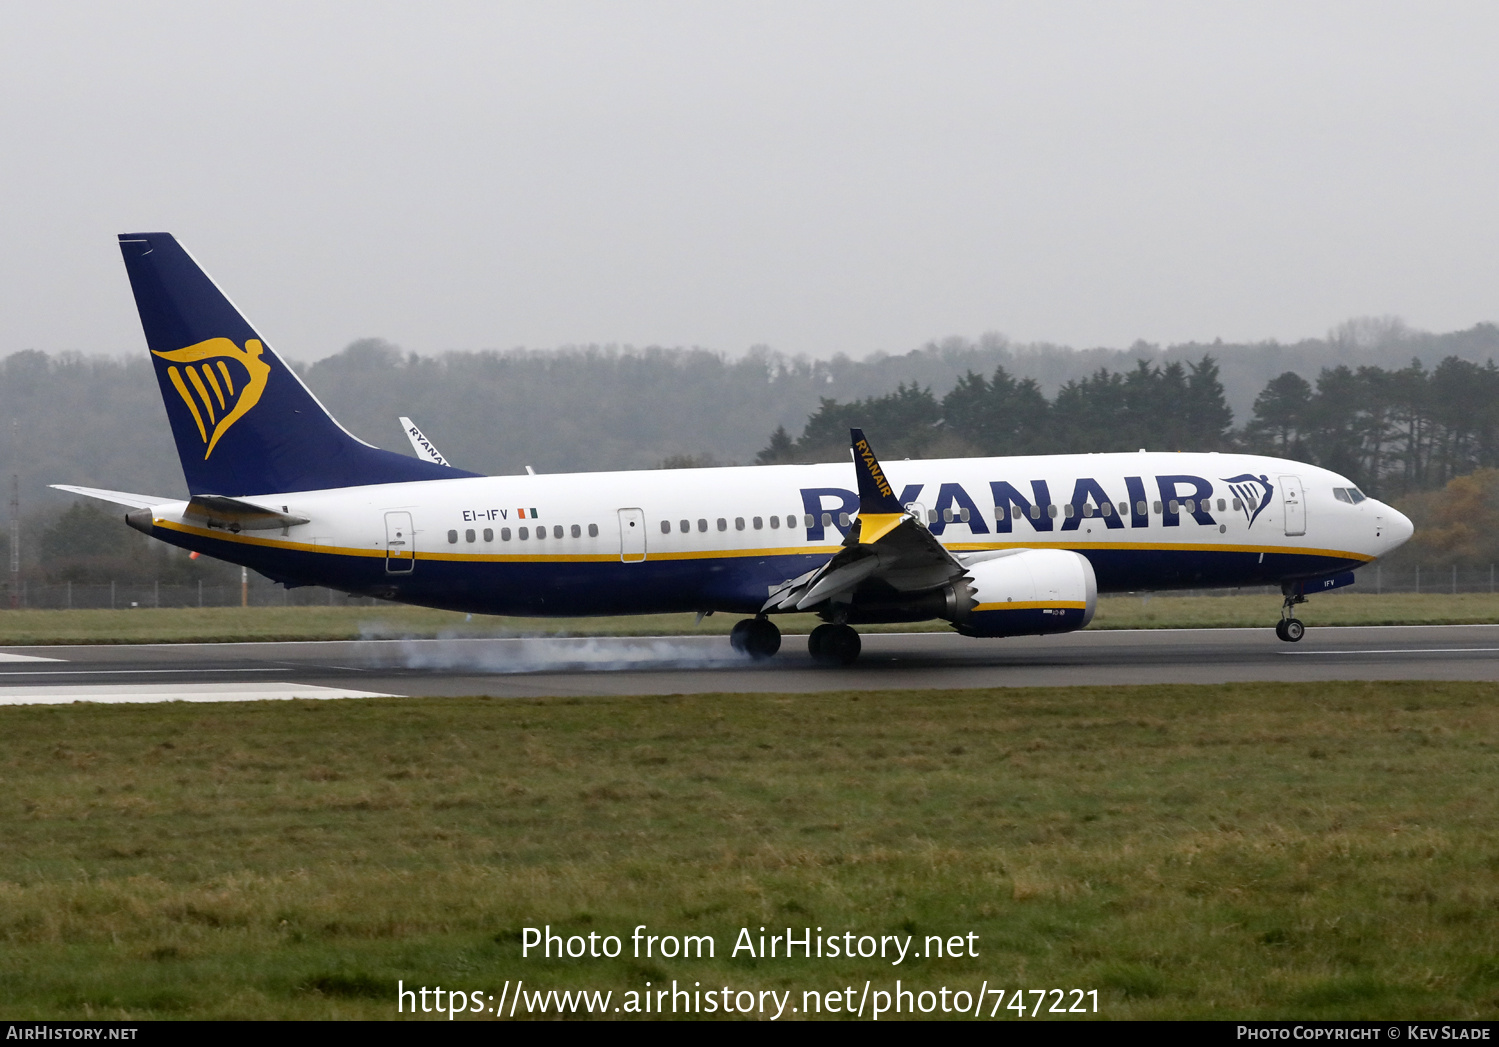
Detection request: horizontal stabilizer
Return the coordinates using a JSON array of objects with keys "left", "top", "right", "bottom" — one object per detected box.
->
[
  {"left": 51, "top": 484, "right": 175, "bottom": 509},
  {"left": 185, "top": 495, "right": 309, "bottom": 532}
]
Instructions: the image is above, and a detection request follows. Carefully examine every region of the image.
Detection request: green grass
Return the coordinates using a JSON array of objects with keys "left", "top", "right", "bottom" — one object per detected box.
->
[
  {"left": 1, "top": 681, "right": 1498, "bottom": 1019},
  {"left": 0, "top": 591, "right": 1497, "bottom": 646}
]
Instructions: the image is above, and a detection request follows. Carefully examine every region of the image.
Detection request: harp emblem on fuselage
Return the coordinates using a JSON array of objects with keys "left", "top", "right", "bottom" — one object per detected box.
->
[
  {"left": 151, "top": 338, "right": 273, "bottom": 458},
  {"left": 1222, "top": 473, "right": 1274, "bottom": 529}
]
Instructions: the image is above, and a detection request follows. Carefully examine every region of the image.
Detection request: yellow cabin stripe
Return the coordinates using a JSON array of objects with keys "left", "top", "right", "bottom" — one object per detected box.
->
[{"left": 153, "top": 519, "right": 1371, "bottom": 566}]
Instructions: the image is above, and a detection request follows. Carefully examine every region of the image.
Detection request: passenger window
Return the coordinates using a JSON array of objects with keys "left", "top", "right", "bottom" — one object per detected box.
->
[
  {"left": 822, "top": 512, "right": 833, "bottom": 527},
  {"left": 839, "top": 512, "right": 850, "bottom": 527},
  {"left": 535, "top": 526, "right": 546, "bottom": 540},
  {"left": 1152, "top": 501, "right": 1162, "bottom": 514},
  {"left": 1047, "top": 504, "right": 1058, "bottom": 518},
  {"left": 994, "top": 505, "right": 1007, "bottom": 521},
  {"left": 735, "top": 517, "right": 745, "bottom": 530},
  {"left": 570, "top": 524, "right": 581, "bottom": 538},
  {"left": 660, "top": 520, "right": 671, "bottom": 534},
  {"left": 717, "top": 518, "right": 727, "bottom": 531},
  {"left": 501, "top": 527, "right": 511, "bottom": 541},
  {"left": 697, "top": 519, "right": 708, "bottom": 532},
  {"left": 801, "top": 514, "right": 813, "bottom": 528},
  {"left": 588, "top": 523, "right": 598, "bottom": 537},
  {"left": 447, "top": 529, "right": 458, "bottom": 544},
  {"left": 1099, "top": 503, "right": 1111, "bottom": 517},
  {"left": 1184, "top": 499, "right": 1195, "bottom": 514},
  {"left": 943, "top": 508, "right": 954, "bottom": 523},
  {"left": 1064, "top": 504, "right": 1075, "bottom": 518},
  {"left": 769, "top": 515, "right": 779, "bottom": 529},
  {"left": 1168, "top": 500, "right": 1180, "bottom": 514},
  {"left": 519, "top": 527, "right": 529, "bottom": 540},
  {"left": 1029, "top": 505, "right": 1040, "bottom": 519},
  {"left": 483, "top": 528, "right": 493, "bottom": 542},
  {"left": 1217, "top": 498, "right": 1226, "bottom": 512},
  {"left": 753, "top": 516, "right": 763, "bottom": 529},
  {"left": 680, "top": 520, "right": 690, "bottom": 533},
  {"left": 928, "top": 509, "right": 939, "bottom": 524},
  {"left": 465, "top": 529, "right": 476, "bottom": 543},
  {"left": 959, "top": 507, "right": 970, "bottom": 522},
  {"left": 1232, "top": 498, "right": 1243, "bottom": 510},
  {"left": 1119, "top": 502, "right": 1129, "bottom": 516},
  {"left": 554, "top": 525, "right": 563, "bottom": 539}
]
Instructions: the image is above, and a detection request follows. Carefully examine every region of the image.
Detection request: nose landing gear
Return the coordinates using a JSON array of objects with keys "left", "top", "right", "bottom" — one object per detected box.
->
[
  {"left": 730, "top": 617, "right": 782, "bottom": 659},
  {"left": 1276, "top": 593, "right": 1306, "bottom": 643}
]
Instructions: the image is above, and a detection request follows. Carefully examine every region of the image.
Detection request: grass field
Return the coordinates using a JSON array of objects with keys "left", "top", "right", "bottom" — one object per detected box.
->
[
  {"left": 0, "top": 591, "right": 1496, "bottom": 646},
  {"left": 1, "top": 681, "right": 1497, "bottom": 1020}
]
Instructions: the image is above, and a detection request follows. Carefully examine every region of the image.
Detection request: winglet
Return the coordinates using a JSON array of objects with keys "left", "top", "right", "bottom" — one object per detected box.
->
[
  {"left": 851, "top": 429, "right": 902, "bottom": 513},
  {"left": 850, "top": 428, "right": 907, "bottom": 544}
]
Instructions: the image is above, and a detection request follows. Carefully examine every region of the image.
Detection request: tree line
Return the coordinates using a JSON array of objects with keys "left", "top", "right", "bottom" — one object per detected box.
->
[{"left": 757, "top": 354, "right": 1499, "bottom": 501}]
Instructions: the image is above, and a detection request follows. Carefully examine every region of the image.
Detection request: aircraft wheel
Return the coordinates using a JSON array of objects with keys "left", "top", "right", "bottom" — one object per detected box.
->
[
  {"left": 731, "top": 618, "right": 781, "bottom": 659},
  {"left": 809, "top": 623, "right": 861, "bottom": 666},
  {"left": 1274, "top": 620, "right": 1288, "bottom": 641},
  {"left": 1282, "top": 617, "right": 1305, "bottom": 643}
]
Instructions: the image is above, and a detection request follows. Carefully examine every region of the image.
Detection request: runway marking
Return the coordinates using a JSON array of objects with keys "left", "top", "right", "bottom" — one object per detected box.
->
[
  {"left": 0, "top": 652, "right": 64, "bottom": 663},
  {"left": 1292, "top": 648, "right": 1499, "bottom": 656},
  {"left": 0, "top": 668, "right": 282, "bottom": 677},
  {"left": 0, "top": 682, "right": 400, "bottom": 706}
]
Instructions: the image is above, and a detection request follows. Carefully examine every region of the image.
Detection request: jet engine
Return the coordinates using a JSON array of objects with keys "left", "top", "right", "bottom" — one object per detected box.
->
[{"left": 949, "top": 548, "right": 1097, "bottom": 638}]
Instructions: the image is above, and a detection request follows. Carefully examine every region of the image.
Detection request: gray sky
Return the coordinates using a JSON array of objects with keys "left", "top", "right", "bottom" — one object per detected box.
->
[{"left": 3, "top": 2, "right": 1498, "bottom": 361}]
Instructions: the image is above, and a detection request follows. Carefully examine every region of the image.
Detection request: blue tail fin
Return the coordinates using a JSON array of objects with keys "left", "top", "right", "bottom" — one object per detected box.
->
[{"left": 118, "top": 232, "right": 478, "bottom": 495}]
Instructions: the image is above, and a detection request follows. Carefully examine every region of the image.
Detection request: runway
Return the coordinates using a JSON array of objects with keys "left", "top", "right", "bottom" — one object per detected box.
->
[{"left": 2, "top": 623, "right": 1499, "bottom": 703}]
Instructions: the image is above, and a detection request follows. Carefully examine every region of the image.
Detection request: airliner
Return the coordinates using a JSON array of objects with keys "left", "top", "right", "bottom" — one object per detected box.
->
[{"left": 56, "top": 233, "right": 1414, "bottom": 664}]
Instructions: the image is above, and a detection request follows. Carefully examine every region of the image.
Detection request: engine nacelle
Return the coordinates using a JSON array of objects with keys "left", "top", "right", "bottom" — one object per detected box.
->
[{"left": 951, "top": 549, "right": 1097, "bottom": 638}]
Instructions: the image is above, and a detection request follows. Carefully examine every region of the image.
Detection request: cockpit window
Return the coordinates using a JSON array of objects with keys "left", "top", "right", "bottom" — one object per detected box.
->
[
  {"left": 1348, "top": 487, "right": 1367, "bottom": 503},
  {"left": 1333, "top": 487, "right": 1368, "bottom": 504}
]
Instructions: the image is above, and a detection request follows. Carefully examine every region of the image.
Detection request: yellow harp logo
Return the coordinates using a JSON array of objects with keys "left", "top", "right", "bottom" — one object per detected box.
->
[{"left": 152, "top": 338, "right": 273, "bottom": 458}]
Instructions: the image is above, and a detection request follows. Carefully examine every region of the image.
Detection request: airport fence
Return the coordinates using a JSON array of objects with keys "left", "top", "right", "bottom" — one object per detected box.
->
[{"left": 0, "top": 579, "right": 382, "bottom": 610}]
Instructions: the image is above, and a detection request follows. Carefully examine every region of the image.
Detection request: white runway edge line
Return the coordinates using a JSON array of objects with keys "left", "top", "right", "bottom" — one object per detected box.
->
[
  {"left": 0, "top": 652, "right": 64, "bottom": 663},
  {"left": 0, "top": 682, "right": 400, "bottom": 706}
]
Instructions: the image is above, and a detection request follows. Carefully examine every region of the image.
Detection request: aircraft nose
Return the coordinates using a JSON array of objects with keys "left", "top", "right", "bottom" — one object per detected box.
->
[{"left": 1384, "top": 505, "right": 1414, "bottom": 548}]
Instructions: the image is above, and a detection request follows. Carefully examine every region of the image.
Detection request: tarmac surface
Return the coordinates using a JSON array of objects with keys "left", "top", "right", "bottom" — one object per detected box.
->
[{"left": 2, "top": 623, "right": 1499, "bottom": 703}]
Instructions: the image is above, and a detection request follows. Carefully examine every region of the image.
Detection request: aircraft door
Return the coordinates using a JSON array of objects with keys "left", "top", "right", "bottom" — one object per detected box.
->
[
  {"left": 1279, "top": 475, "right": 1305, "bottom": 536},
  {"left": 385, "top": 511, "right": 415, "bottom": 573},
  {"left": 617, "top": 508, "right": 647, "bottom": 563}
]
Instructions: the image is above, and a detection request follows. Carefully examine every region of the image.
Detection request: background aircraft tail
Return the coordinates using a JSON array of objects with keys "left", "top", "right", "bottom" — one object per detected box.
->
[{"left": 118, "top": 232, "right": 477, "bottom": 495}]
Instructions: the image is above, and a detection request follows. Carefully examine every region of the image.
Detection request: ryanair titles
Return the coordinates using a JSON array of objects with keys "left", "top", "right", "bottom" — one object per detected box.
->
[{"left": 798, "top": 472, "right": 1273, "bottom": 541}]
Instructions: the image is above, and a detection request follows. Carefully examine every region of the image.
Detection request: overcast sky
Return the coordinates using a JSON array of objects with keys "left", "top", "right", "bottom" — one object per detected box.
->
[{"left": 3, "top": 2, "right": 1497, "bottom": 361}]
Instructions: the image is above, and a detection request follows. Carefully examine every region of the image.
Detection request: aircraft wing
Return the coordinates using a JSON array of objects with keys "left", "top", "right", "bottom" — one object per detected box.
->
[
  {"left": 50, "top": 484, "right": 176, "bottom": 509},
  {"left": 762, "top": 429, "right": 967, "bottom": 612}
]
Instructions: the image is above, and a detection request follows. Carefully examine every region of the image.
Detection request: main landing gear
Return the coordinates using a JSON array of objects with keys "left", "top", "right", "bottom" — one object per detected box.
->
[
  {"left": 1276, "top": 593, "right": 1306, "bottom": 643},
  {"left": 730, "top": 617, "right": 781, "bottom": 660},
  {"left": 808, "top": 622, "right": 861, "bottom": 666},
  {"left": 730, "top": 617, "right": 863, "bottom": 665}
]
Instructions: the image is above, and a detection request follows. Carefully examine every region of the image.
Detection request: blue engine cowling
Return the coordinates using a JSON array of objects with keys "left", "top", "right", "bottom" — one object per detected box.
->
[{"left": 951, "top": 549, "right": 1098, "bottom": 638}]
